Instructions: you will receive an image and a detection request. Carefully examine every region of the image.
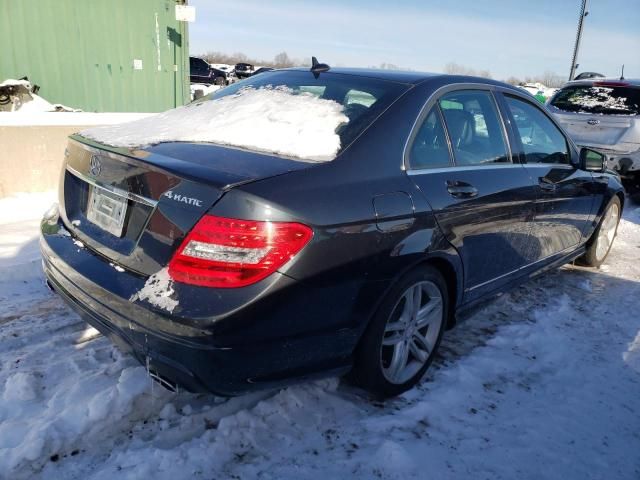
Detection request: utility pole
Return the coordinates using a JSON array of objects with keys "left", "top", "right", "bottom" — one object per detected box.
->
[{"left": 569, "top": 0, "right": 589, "bottom": 81}]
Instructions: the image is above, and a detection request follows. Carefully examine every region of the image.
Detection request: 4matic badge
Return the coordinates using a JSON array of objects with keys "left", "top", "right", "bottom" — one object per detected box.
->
[{"left": 163, "top": 191, "right": 203, "bottom": 207}]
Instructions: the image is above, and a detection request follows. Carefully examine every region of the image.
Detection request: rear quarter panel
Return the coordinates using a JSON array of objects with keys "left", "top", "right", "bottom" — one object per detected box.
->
[{"left": 209, "top": 83, "right": 464, "bottom": 335}]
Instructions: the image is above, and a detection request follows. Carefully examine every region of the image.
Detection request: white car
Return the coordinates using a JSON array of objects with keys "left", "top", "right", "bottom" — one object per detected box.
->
[{"left": 547, "top": 78, "right": 640, "bottom": 195}]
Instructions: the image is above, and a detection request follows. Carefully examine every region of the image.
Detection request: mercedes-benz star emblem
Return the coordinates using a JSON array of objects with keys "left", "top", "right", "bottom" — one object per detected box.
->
[
  {"left": 89, "top": 155, "right": 102, "bottom": 176},
  {"left": 587, "top": 119, "right": 600, "bottom": 125}
]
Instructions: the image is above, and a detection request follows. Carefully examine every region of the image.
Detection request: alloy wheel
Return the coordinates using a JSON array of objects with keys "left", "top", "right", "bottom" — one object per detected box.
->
[
  {"left": 595, "top": 202, "right": 619, "bottom": 262},
  {"left": 380, "top": 280, "right": 444, "bottom": 384}
]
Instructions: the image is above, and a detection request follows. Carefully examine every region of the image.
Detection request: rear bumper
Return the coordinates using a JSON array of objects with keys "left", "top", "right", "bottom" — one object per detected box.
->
[{"left": 41, "top": 215, "right": 356, "bottom": 395}]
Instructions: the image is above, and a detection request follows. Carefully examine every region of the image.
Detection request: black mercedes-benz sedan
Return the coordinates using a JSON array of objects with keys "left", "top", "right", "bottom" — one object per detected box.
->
[{"left": 41, "top": 66, "right": 624, "bottom": 397}]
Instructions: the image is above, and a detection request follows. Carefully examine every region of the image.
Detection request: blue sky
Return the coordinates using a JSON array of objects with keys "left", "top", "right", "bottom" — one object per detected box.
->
[{"left": 189, "top": 0, "right": 640, "bottom": 80}]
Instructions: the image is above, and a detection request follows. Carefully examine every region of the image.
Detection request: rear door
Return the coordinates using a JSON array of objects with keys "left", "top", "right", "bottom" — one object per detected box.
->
[
  {"left": 499, "top": 93, "right": 596, "bottom": 259},
  {"left": 406, "top": 88, "right": 537, "bottom": 302}
]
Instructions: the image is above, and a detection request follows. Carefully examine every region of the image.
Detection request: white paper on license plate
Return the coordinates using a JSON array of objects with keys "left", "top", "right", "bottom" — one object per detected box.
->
[{"left": 87, "top": 186, "right": 128, "bottom": 237}]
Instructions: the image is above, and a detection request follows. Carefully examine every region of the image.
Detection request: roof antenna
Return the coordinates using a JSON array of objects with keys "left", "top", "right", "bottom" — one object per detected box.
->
[
  {"left": 310, "top": 56, "right": 330, "bottom": 78},
  {"left": 620, "top": 64, "right": 625, "bottom": 80}
]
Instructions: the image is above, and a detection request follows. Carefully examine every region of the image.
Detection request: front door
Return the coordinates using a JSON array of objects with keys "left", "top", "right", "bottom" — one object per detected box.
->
[
  {"left": 406, "top": 89, "right": 537, "bottom": 302},
  {"left": 499, "top": 94, "right": 595, "bottom": 260}
]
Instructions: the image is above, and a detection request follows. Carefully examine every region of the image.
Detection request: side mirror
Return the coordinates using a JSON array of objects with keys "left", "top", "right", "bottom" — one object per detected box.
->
[{"left": 579, "top": 148, "right": 606, "bottom": 172}]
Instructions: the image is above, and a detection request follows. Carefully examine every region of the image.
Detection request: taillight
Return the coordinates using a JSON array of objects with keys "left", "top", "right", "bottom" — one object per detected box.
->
[
  {"left": 593, "top": 81, "right": 629, "bottom": 87},
  {"left": 168, "top": 215, "right": 313, "bottom": 288}
]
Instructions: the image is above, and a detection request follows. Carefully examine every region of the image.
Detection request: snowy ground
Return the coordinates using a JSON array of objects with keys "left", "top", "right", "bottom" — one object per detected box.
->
[
  {"left": 1, "top": 192, "right": 639, "bottom": 479},
  {"left": 189, "top": 83, "right": 222, "bottom": 102}
]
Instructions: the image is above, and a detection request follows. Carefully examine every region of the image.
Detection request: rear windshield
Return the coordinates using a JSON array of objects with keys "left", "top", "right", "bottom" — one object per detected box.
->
[
  {"left": 201, "top": 70, "right": 410, "bottom": 150},
  {"left": 550, "top": 85, "right": 640, "bottom": 115}
]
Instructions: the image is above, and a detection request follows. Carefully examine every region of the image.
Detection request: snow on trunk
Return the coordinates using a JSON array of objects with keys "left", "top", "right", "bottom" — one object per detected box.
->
[{"left": 80, "top": 87, "right": 350, "bottom": 161}]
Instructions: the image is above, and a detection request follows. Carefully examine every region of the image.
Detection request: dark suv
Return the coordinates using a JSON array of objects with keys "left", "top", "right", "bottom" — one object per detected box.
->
[
  {"left": 189, "top": 56, "right": 229, "bottom": 86},
  {"left": 234, "top": 63, "right": 254, "bottom": 79}
]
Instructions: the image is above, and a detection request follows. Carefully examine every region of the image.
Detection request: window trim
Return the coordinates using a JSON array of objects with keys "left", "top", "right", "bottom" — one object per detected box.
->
[
  {"left": 403, "top": 83, "right": 515, "bottom": 172},
  {"left": 499, "top": 92, "right": 576, "bottom": 167}
]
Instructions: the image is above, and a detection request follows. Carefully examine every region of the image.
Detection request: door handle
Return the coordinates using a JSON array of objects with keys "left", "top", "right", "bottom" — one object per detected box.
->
[
  {"left": 446, "top": 180, "right": 478, "bottom": 198},
  {"left": 538, "top": 177, "right": 557, "bottom": 192}
]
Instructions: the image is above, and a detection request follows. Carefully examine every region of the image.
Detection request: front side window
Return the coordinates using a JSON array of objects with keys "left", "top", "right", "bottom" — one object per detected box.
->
[
  {"left": 505, "top": 95, "right": 569, "bottom": 164},
  {"left": 438, "top": 90, "right": 510, "bottom": 165},
  {"left": 409, "top": 107, "right": 451, "bottom": 169}
]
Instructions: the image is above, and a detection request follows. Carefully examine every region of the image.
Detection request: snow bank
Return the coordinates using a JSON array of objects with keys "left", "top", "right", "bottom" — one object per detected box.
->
[
  {"left": 0, "top": 191, "right": 57, "bottom": 270},
  {"left": 2, "top": 372, "right": 38, "bottom": 402},
  {"left": 80, "top": 86, "right": 349, "bottom": 161},
  {"left": 0, "top": 78, "right": 79, "bottom": 113},
  {"left": 0, "top": 365, "right": 154, "bottom": 475},
  {"left": 189, "top": 83, "right": 221, "bottom": 101}
]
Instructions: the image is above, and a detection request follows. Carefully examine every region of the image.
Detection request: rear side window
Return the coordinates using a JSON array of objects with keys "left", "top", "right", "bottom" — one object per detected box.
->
[
  {"left": 505, "top": 96, "right": 569, "bottom": 165},
  {"left": 550, "top": 85, "right": 640, "bottom": 115},
  {"left": 345, "top": 89, "right": 376, "bottom": 107},
  {"left": 438, "top": 90, "right": 510, "bottom": 165},
  {"left": 409, "top": 107, "right": 451, "bottom": 169}
]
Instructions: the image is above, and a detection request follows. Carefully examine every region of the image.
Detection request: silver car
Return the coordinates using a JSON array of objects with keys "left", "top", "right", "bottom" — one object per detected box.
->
[{"left": 547, "top": 79, "right": 640, "bottom": 193}]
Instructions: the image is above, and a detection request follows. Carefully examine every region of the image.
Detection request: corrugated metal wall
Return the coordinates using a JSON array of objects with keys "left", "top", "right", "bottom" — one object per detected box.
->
[{"left": 0, "top": 0, "right": 190, "bottom": 112}]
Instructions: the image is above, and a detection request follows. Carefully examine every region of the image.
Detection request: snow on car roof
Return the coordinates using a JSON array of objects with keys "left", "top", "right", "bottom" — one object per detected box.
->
[{"left": 80, "top": 86, "right": 349, "bottom": 162}]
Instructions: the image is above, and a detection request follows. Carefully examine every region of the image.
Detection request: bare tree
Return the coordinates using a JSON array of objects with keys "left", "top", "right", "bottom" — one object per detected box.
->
[
  {"left": 444, "top": 62, "right": 492, "bottom": 78},
  {"left": 506, "top": 71, "right": 564, "bottom": 87},
  {"left": 233, "top": 52, "right": 248, "bottom": 63},
  {"left": 542, "top": 71, "right": 564, "bottom": 88},
  {"left": 444, "top": 62, "right": 472, "bottom": 75},
  {"left": 200, "top": 51, "right": 303, "bottom": 68},
  {"left": 378, "top": 62, "right": 400, "bottom": 70},
  {"left": 273, "top": 52, "right": 294, "bottom": 68}
]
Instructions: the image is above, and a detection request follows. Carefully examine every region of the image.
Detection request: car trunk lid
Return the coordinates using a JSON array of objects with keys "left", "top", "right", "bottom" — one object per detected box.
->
[
  {"left": 552, "top": 111, "right": 640, "bottom": 151},
  {"left": 59, "top": 136, "right": 315, "bottom": 275}
]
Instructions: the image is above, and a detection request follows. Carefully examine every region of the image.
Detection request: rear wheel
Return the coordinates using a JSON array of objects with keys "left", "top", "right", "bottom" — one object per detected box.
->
[
  {"left": 626, "top": 173, "right": 640, "bottom": 204},
  {"left": 352, "top": 266, "right": 448, "bottom": 397},
  {"left": 578, "top": 196, "right": 621, "bottom": 267}
]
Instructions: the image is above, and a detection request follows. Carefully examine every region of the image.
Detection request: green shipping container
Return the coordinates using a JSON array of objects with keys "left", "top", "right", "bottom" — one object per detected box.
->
[{"left": 0, "top": 0, "right": 190, "bottom": 112}]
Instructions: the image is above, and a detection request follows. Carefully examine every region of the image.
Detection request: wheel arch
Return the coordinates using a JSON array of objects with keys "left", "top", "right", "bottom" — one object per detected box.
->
[
  {"left": 425, "top": 255, "right": 460, "bottom": 329},
  {"left": 361, "top": 251, "right": 463, "bottom": 338}
]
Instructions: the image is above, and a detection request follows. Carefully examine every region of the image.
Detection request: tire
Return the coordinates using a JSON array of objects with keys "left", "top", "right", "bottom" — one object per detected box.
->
[
  {"left": 578, "top": 196, "right": 621, "bottom": 267},
  {"left": 351, "top": 265, "right": 448, "bottom": 397},
  {"left": 627, "top": 173, "right": 640, "bottom": 204}
]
